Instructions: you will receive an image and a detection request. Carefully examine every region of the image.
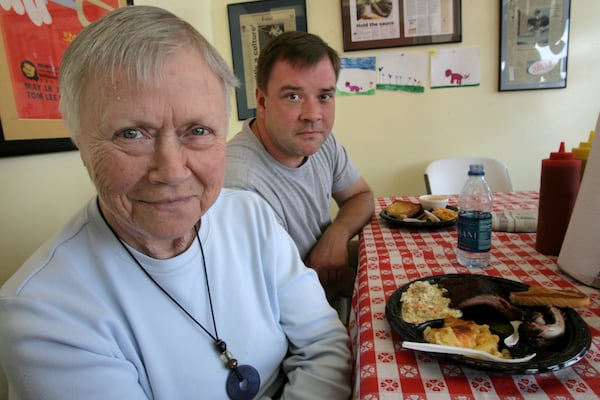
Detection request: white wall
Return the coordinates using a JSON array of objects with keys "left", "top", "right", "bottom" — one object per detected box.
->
[{"left": 213, "top": 0, "right": 600, "bottom": 196}]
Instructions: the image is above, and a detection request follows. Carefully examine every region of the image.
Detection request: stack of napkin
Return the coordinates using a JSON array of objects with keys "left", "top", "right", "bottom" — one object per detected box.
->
[{"left": 492, "top": 209, "right": 538, "bottom": 232}]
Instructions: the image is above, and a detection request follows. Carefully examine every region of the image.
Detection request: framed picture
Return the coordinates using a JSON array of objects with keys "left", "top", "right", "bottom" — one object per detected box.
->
[
  {"left": 341, "top": 0, "right": 461, "bottom": 51},
  {"left": 499, "top": 0, "right": 570, "bottom": 91},
  {"left": 228, "top": 0, "right": 307, "bottom": 120},
  {"left": 0, "top": 0, "right": 132, "bottom": 158}
]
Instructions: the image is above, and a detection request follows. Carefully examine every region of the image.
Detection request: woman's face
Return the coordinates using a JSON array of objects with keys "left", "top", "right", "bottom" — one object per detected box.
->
[{"left": 77, "top": 48, "right": 228, "bottom": 257}]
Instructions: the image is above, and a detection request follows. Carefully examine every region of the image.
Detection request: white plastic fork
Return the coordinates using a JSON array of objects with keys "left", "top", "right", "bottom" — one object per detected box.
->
[
  {"left": 504, "top": 321, "right": 522, "bottom": 347},
  {"left": 402, "top": 341, "right": 536, "bottom": 363}
]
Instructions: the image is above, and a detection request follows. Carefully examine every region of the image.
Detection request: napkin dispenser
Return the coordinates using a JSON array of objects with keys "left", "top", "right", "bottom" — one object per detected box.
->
[{"left": 558, "top": 113, "right": 600, "bottom": 288}]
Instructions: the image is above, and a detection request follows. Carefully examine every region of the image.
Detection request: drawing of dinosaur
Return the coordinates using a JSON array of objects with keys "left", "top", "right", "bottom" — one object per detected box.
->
[
  {"left": 345, "top": 81, "right": 362, "bottom": 92},
  {"left": 445, "top": 69, "right": 470, "bottom": 85}
]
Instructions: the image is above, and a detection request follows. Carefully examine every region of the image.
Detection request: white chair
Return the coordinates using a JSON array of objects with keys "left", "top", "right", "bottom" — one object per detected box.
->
[{"left": 424, "top": 157, "right": 513, "bottom": 195}]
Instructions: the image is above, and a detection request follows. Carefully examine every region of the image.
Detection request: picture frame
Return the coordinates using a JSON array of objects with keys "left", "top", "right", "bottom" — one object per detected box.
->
[
  {"left": 341, "top": 0, "right": 462, "bottom": 51},
  {"left": 228, "top": 0, "right": 307, "bottom": 120},
  {"left": 499, "top": 0, "right": 570, "bottom": 91},
  {"left": 0, "top": 0, "right": 132, "bottom": 158}
]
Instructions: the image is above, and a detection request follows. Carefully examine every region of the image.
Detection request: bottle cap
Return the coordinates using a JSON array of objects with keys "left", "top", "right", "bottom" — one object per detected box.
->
[
  {"left": 549, "top": 142, "right": 574, "bottom": 160},
  {"left": 468, "top": 164, "right": 484, "bottom": 176},
  {"left": 572, "top": 131, "right": 595, "bottom": 160}
]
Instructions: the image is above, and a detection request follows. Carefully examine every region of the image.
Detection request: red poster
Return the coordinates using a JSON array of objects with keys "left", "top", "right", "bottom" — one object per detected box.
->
[{"left": 0, "top": 1, "right": 122, "bottom": 120}]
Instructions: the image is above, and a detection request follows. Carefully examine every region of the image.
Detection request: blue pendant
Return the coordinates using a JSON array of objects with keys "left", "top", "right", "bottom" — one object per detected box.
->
[{"left": 226, "top": 364, "right": 260, "bottom": 400}]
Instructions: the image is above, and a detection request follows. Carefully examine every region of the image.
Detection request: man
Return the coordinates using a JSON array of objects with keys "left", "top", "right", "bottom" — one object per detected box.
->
[
  {"left": 225, "top": 31, "right": 374, "bottom": 304},
  {"left": 0, "top": 7, "right": 351, "bottom": 399}
]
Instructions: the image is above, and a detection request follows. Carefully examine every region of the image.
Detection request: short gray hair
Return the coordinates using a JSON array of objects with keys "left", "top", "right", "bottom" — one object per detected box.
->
[{"left": 59, "top": 5, "right": 238, "bottom": 144}]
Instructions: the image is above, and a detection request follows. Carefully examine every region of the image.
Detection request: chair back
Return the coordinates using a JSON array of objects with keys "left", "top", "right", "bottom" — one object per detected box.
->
[{"left": 424, "top": 157, "right": 513, "bottom": 195}]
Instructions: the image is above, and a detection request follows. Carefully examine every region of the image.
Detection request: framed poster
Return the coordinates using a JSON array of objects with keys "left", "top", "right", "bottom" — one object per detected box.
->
[
  {"left": 228, "top": 0, "right": 307, "bottom": 120},
  {"left": 0, "top": 0, "right": 132, "bottom": 158},
  {"left": 499, "top": 0, "right": 570, "bottom": 91},
  {"left": 341, "top": 0, "right": 461, "bottom": 51}
]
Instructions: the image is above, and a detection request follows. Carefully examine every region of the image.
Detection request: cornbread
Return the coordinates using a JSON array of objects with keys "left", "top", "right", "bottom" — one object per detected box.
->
[
  {"left": 400, "top": 281, "right": 462, "bottom": 324},
  {"left": 432, "top": 208, "right": 458, "bottom": 221},
  {"left": 424, "top": 317, "right": 511, "bottom": 359},
  {"left": 386, "top": 200, "right": 422, "bottom": 220},
  {"left": 509, "top": 286, "right": 590, "bottom": 308}
]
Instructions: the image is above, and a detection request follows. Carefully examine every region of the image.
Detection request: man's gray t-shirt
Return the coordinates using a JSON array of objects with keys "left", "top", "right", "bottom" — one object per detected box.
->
[{"left": 224, "top": 119, "right": 360, "bottom": 260}]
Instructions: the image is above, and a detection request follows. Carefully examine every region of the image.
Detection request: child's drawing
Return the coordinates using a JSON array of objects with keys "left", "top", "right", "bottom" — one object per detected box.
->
[
  {"left": 336, "top": 56, "right": 377, "bottom": 95},
  {"left": 430, "top": 48, "right": 480, "bottom": 88},
  {"left": 376, "top": 52, "right": 427, "bottom": 93}
]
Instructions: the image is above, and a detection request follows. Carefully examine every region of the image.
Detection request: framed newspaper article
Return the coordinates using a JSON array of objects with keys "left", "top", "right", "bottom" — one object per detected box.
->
[
  {"left": 0, "top": 0, "right": 132, "bottom": 158},
  {"left": 228, "top": 0, "right": 307, "bottom": 120},
  {"left": 499, "top": 0, "right": 570, "bottom": 91},
  {"left": 341, "top": 0, "right": 461, "bottom": 51}
]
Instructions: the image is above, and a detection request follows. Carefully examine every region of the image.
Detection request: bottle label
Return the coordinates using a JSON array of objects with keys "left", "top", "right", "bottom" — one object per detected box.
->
[{"left": 458, "top": 211, "right": 492, "bottom": 252}]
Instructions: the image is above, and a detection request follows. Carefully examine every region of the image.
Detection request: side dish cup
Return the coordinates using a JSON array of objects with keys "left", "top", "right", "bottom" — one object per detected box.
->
[{"left": 418, "top": 195, "right": 449, "bottom": 210}]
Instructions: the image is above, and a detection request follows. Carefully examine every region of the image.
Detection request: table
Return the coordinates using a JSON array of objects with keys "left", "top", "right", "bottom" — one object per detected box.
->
[{"left": 349, "top": 191, "right": 600, "bottom": 399}]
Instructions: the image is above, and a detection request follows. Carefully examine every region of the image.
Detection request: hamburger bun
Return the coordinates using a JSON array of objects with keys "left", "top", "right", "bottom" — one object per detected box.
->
[{"left": 509, "top": 286, "right": 590, "bottom": 308}]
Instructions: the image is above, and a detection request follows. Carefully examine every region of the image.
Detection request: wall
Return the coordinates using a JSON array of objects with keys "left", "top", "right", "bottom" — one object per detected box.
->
[{"left": 211, "top": 0, "right": 599, "bottom": 196}]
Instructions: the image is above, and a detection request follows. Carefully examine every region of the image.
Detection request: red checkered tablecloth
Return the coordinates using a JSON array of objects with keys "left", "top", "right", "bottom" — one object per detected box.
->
[{"left": 349, "top": 191, "right": 600, "bottom": 399}]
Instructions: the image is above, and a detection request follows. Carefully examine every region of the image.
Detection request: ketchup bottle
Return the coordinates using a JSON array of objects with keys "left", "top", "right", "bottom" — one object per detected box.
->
[{"left": 535, "top": 142, "right": 582, "bottom": 256}]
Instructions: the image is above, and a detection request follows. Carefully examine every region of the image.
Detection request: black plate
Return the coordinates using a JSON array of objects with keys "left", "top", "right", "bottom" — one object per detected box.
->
[
  {"left": 380, "top": 205, "right": 458, "bottom": 229},
  {"left": 385, "top": 274, "right": 591, "bottom": 374}
]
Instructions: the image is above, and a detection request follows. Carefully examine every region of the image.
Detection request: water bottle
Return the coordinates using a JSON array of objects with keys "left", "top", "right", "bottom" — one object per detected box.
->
[{"left": 457, "top": 164, "right": 493, "bottom": 267}]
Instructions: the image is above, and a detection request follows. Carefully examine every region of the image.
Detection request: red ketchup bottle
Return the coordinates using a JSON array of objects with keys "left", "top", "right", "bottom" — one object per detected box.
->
[{"left": 535, "top": 142, "right": 582, "bottom": 256}]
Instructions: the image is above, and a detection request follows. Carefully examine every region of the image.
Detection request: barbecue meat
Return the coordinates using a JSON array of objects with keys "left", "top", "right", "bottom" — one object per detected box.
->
[
  {"left": 439, "top": 276, "right": 525, "bottom": 321},
  {"left": 519, "top": 306, "right": 566, "bottom": 348}
]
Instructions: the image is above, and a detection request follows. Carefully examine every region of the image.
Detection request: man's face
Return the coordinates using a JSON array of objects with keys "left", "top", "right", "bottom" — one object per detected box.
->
[
  {"left": 77, "top": 48, "right": 228, "bottom": 250},
  {"left": 255, "top": 57, "right": 337, "bottom": 167}
]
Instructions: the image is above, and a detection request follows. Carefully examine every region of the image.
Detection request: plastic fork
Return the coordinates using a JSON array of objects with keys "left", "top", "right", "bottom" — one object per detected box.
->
[{"left": 402, "top": 341, "right": 536, "bottom": 363}]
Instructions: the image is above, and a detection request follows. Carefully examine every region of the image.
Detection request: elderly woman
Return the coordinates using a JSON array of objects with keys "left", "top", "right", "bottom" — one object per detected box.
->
[{"left": 0, "top": 6, "right": 351, "bottom": 400}]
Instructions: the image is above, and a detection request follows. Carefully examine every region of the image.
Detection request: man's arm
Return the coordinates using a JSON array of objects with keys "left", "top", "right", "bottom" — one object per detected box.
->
[{"left": 306, "top": 177, "right": 374, "bottom": 298}]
